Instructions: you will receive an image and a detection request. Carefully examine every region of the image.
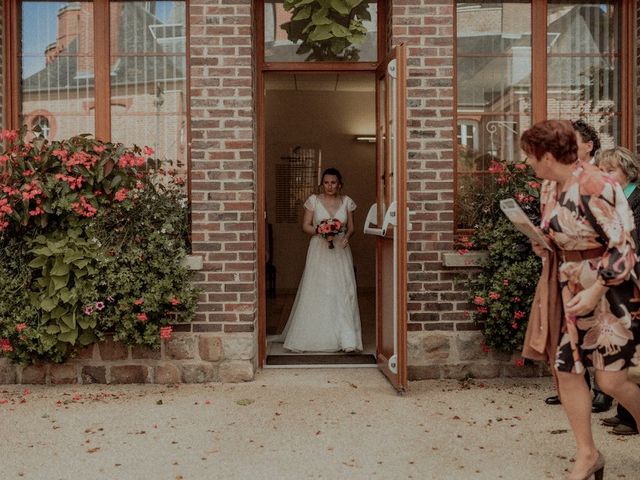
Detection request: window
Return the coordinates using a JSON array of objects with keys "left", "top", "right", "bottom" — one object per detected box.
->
[
  {"left": 31, "top": 114, "right": 51, "bottom": 138},
  {"left": 455, "top": 0, "right": 632, "bottom": 231},
  {"left": 12, "top": 0, "right": 187, "bottom": 169},
  {"left": 262, "top": 1, "right": 380, "bottom": 64}
]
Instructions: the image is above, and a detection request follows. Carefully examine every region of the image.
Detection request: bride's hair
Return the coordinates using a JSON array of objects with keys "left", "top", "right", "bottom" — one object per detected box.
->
[{"left": 320, "top": 167, "right": 343, "bottom": 186}]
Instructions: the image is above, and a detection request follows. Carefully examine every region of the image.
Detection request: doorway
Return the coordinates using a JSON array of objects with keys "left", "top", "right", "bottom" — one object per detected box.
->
[{"left": 262, "top": 72, "right": 377, "bottom": 366}]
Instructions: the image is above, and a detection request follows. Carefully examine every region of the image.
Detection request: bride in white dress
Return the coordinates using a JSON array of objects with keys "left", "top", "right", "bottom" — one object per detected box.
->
[{"left": 280, "top": 168, "right": 363, "bottom": 353}]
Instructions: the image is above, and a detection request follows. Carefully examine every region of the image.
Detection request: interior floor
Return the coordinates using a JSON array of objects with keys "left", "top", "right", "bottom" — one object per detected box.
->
[{"left": 266, "top": 290, "right": 375, "bottom": 357}]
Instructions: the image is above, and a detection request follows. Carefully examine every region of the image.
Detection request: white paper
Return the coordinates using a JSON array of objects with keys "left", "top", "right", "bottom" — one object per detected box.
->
[{"left": 499, "top": 198, "right": 552, "bottom": 250}]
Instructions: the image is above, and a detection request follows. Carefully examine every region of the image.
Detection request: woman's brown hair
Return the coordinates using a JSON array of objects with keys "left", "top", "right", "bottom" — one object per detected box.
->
[{"left": 520, "top": 120, "right": 578, "bottom": 165}]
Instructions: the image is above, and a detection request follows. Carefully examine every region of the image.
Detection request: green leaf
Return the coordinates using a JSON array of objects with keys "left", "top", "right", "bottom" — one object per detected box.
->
[
  {"left": 28, "top": 256, "right": 49, "bottom": 269},
  {"left": 30, "top": 246, "right": 53, "bottom": 257},
  {"left": 311, "top": 7, "right": 332, "bottom": 25},
  {"left": 50, "top": 257, "right": 71, "bottom": 276},
  {"left": 51, "top": 274, "right": 69, "bottom": 291},
  {"left": 46, "top": 325, "right": 61, "bottom": 334},
  {"left": 111, "top": 174, "right": 123, "bottom": 189},
  {"left": 330, "top": 23, "right": 351, "bottom": 38},
  {"left": 330, "top": 0, "right": 349, "bottom": 15},
  {"left": 60, "top": 311, "right": 76, "bottom": 330},
  {"left": 40, "top": 296, "right": 58, "bottom": 312},
  {"left": 59, "top": 288, "right": 72, "bottom": 303},
  {"left": 57, "top": 329, "right": 78, "bottom": 345},
  {"left": 292, "top": 5, "right": 312, "bottom": 20},
  {"left": 50, "top": 306, "right": 67, "bottom": 319},
  {"left": 308, "top": 24, "right": 333, "bottom": 41},
  {"left": 73, "top": 258, "right": 90, "bottom": 270}
]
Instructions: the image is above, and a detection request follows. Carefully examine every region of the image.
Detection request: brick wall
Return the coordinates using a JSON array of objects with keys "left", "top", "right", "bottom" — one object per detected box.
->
[
  {"left": 186, "top": 0, "right": 257, "bottom": 372},
  {"left": 392, "top": 1, "right": 542, "bottom": 379}
]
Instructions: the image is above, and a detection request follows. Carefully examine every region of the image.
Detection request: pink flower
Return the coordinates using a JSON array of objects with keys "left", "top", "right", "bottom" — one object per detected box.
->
[
  {"left": 160, "top": 326, "right": 172, "bottom": 340},
  {"left": 512, "top": 296, "right": 522, "bottom": 303},
  {"left": 503, "top": 279, "right": 509, "bottom": 286},
  {"left": 457, "top": 248, "right": 469, "bottom": 255},
  {"left": 511, "top": 322, "right": 519, "bottom": 329},
  {"left": 22, "top": 169, "right": 35, "bottom": 177},
  {"left": 488, "top": 292, "right": 500, "bottom": 300},
  {"left": 137, "top": 312, "right": 148, "bottom": 322},
  {"left": 84, "top": 305, "right": 94, "bottom": 315},
  {"left": 1, "top": 129, "right": 18, "bottom": 142},
  {"left": 0, "top": 338, "right": 13, "bottom": 352},
  {"left": 114, "top": 188, "right": 129, "bottom": 202},
  {"left": 514, "top": 163, "right": 527, "bottom": 170},
  {"left": 476, "top": 306, "right": 488, "bottom": 314},
  {"left": 93, "top": 145, "right": 106, "bottom": 153},
  {"left": 15, "top": 323, "right": 27, "bottom": 333},
  {"left": 95, "top": 301, "right": 105, "bottom": 311},
  {"left": 473, "top": 296, "right": 485, "bottom": 305},
  {"left": 514, "top": 358, "right": 525, "bottom": 367},
  {"left": 169, "top": 297, "right": 181, "bottom": 306},
  {"left": 134, "top": 298, "right": 144, "bottom": 305},
  {"left": 143, "top": 146, "right": 154, "bottom": 156},
  {"left": 528, "top": 181, "right": 541, "bottom": 189},
  {"left": 514, "top": 311, "right": 526, "bottom": 320}
]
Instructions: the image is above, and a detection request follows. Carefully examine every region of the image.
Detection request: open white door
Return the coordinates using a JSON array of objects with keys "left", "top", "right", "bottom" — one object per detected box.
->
[{"left": 363, "top": 44, "right": 408, "bottom": 392}]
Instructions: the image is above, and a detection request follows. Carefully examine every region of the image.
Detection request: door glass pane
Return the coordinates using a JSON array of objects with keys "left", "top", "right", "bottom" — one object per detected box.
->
[
  {"left": 110, "top": 1, "right": 187, "bottom": 173},
  {"left": 264, "top": 1, "right": 378, "bottom": 62},
  {"left": 21, "top": 1, "right": 95, "bottom": 139},
  {"left": 455, "top": 1, "right": 532, "bottom": 230},
  {"left": 547, "top": 1, "right": 620, "bottom": 150}
]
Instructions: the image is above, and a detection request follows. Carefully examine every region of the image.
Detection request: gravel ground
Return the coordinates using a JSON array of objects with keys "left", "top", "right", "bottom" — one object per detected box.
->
[{"left": 1, "top": 368, "right": 638, "bottom": 480}]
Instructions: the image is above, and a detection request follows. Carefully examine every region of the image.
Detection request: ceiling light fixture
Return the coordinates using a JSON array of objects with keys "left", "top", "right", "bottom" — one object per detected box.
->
[{"left": 354, "top": 136, "right": 376, "bottom": 143}]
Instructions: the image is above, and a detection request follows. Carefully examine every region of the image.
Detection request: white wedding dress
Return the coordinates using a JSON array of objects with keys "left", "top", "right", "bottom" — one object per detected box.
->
[{"left": 279, "top": 194, "right": 363, "bottom": 353}]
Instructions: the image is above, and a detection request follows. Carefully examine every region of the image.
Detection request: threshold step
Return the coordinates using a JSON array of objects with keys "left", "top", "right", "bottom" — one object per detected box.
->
[{"left": 266, "top": 353, "right": 376, "bottom": 366}]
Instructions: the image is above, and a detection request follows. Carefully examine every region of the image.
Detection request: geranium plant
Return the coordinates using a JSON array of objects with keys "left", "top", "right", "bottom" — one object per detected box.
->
[
  {"left": 464, "top": 158, "right": 543, "bottom": 353},
  {"left": 0, "top": 129, "right": 198, "bottom": 363}
]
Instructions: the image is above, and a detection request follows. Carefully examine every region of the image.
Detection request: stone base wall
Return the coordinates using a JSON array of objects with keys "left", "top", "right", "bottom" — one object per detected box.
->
[
  {"left": 0, "top": 333, "right": 255, "bottom": 385},
  {"left": 407, "top": 331, "right": 548, "bottom": 380}
]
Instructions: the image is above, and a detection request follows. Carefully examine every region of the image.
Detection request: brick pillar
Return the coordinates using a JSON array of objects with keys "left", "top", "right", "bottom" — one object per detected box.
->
[
  {"left": 188, "top": 1, "right": 257, "bottom": 340},
  {"left": 0, "top": 6, "right": 4, "bottom": 129},
  {"left": 637, "top": 4, "right": 640, "bottom": 157}
]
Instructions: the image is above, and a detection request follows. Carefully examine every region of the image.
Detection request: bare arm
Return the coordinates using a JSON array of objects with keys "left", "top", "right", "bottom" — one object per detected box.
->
[
  {"left": 339, "top": 209, "right": 355, "bottom": 248},
  {"left": 301, "top": 207, "right": 316, "bottom": 236}
]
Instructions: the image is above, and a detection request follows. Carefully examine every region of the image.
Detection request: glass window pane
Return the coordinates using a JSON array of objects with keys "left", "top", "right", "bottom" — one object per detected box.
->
[
  {"left": 456, "top": 1, "right": 532, "bottom": 230},
  {"left": 547, "top": 1, "right": 620, "bottom": 147},
  {"left": 21, "top": 1, "right": 95, "bottom": 139},
  {"left": 264, "top": 1, "right": 378, "bottom": 62},
  {"left": 110, "top": 1, "right": 187, "bottom": 173}
]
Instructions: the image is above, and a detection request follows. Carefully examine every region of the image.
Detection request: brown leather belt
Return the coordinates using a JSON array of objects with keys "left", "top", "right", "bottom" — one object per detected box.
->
[{"left": 558, "top": 246, "right": 606, "bottom": 262}]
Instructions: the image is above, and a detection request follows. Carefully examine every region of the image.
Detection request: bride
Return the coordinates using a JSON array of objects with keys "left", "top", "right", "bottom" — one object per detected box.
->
[{"left": 279, "top": 167, "right": 363, "bottom": 353}]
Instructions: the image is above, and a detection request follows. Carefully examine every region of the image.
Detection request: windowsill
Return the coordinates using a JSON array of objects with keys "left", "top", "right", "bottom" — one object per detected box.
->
[{"left": 442, "top": 251, "right": 488, "bottom": 268}]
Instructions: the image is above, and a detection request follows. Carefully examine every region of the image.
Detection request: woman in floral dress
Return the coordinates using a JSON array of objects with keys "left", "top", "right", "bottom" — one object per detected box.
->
[{"left": 521, "top": 120, "right": 640, "bottom": 480}]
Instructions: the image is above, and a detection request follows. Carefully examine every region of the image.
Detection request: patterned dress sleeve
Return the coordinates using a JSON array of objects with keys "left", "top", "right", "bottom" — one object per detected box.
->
[
  {"left": 581, "top": 171, "right": 637, "bottom": 286},
  {"left": 345, "top": 196, "right": 356, "bottom": 212},
  {"left": 303, "top": 194, "right": 316, "bottom": 211}
]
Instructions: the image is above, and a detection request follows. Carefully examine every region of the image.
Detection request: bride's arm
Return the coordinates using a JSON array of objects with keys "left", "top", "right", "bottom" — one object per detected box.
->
[
  {"left": 301, "top": 208, "right": 316, "bottom": 236},
  {"left": 340, "top": 210, "right": 355, "bottom": 248}
]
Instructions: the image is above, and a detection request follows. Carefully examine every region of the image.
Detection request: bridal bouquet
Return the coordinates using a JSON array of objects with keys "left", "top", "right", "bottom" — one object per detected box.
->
[{"left": 316, "top": 218, "right": 345, "bottom": 249}]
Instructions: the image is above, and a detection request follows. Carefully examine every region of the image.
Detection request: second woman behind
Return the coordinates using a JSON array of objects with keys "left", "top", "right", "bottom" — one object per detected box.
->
[{"left": 281, "top": 168, "right": 363, "bottom": 353}]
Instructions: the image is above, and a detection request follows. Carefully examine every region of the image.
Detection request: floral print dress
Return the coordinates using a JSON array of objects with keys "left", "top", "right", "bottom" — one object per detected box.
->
[{"left": 540, "top": 161, "right": 640, "bottom": 374}]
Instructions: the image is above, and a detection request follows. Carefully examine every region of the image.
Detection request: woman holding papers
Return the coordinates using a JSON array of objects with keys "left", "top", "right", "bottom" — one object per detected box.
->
[{"left": 521, "top": 120, "right": 640, "bottom": 480}]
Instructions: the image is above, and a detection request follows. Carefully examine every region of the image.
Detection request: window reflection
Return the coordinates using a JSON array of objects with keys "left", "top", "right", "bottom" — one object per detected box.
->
[{"left": 21, "top": 1, "right": 96, "bottom": 138}]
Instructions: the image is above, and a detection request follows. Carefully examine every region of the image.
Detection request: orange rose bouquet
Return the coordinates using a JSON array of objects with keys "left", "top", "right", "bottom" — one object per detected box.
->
[{"left": 315, "top": 218, "right": 346, "bottom": 249}]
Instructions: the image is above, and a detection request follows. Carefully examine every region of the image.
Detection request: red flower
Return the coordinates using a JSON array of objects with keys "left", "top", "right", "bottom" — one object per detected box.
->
[
  {"left": 511, "top": 322, "right": 518, "bottom": 329},
  {"left": 114, "top": 188, "right": 129, "bottom": 202},
  {"left": 134, "top": 298, "right": 144, "bottom": 305},
  {"left": 514, "top": 310, "right": 526, "bottom": 320},
  {"left": 143, "top": 146, "right": 154, "bottom": 156},
  {"left": 160, "top": 326, "right": 172, "bottom": 339},
  {"left": 488, "top": 292, "right": 500, "bottom": 300},
  {"left": 481, "top": 343, "right": 490, "bottom": 353},
  {"left": 514, "top": 163, "right": 527, "bottom": 170},
  {"left": 169, "top": 297, "right": 181, "bottom": 306},
  {"left": 503, "top": 279, "right": 509, "bottom": 286},
  {"left": 0, "top": 338, "right": 13, "bottom": 352},
  {"left": 514, "top": 358, "right": 525, "bottom": 367},
  {"left": 476, "top": 306, "right": 488, "bottom": 314},
  {"left": 473, "top": 296, "right": 485, "bottom": 305},
  {"left": 136, "top": 312, "right": 148, "bottom": 322},
  {"left": 15, "top": 323, "right": 27, "bottom": 333}
]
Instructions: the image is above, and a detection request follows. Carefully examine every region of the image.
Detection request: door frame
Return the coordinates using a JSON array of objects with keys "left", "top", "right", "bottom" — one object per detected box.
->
[{"left": 255, "top": 0, "right": 389, "bottom": 367}]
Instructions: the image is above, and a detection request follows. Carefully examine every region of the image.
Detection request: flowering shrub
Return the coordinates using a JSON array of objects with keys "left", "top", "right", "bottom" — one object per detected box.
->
[
  {"left": 464, "top": 158, "right": 543, "bottom": 353},
  {"left": 0, "top": 129, "right": 197, "bottom": 363}
]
